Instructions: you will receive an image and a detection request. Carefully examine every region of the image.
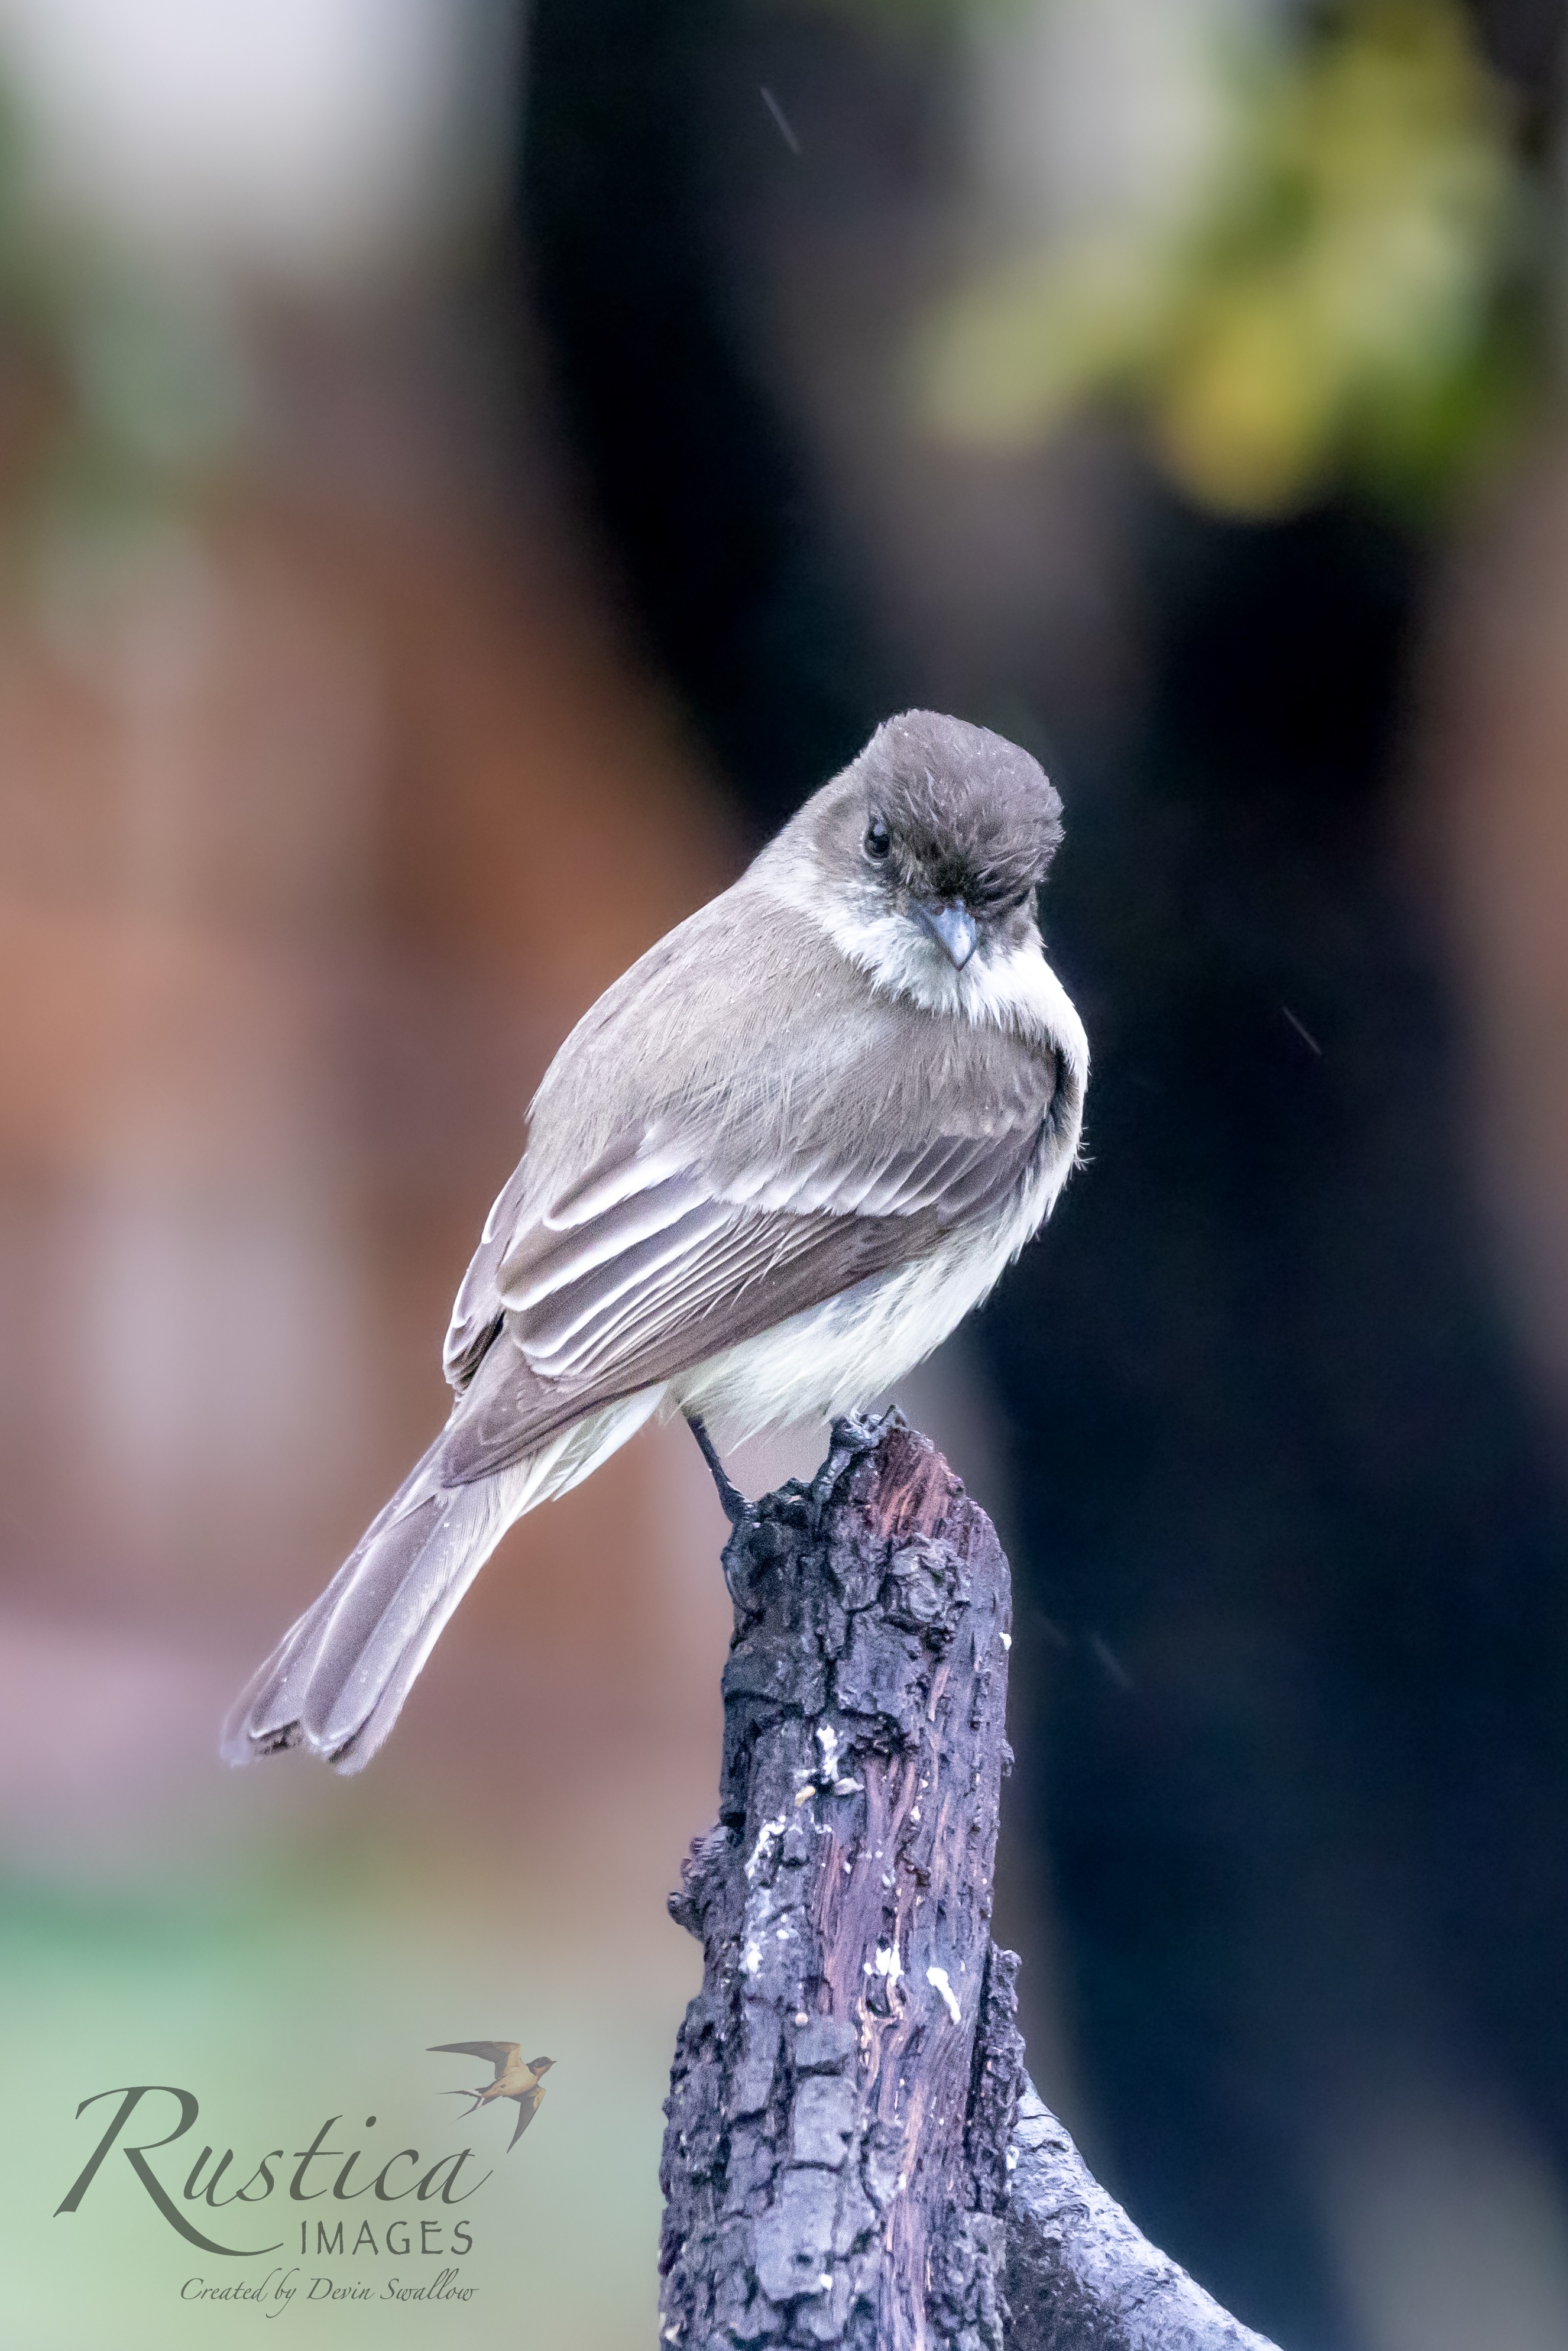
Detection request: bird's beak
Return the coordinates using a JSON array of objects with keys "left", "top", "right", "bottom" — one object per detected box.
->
[{"left": 914, "top": 899, "right": 978, "bottom": 970}]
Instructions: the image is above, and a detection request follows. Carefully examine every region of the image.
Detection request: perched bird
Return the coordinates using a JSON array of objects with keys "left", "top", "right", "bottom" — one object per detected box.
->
[
  {"left": 222, "top": 711, "right": 1088, "bottom": 1773},
  {"left": 429, "top": 2044, "right": 554, "bottom": 2150}
]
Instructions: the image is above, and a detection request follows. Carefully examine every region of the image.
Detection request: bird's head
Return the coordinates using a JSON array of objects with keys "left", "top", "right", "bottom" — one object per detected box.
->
[
  {"left": 527, "top": 2055, "right": 555, "bottom": 2074},
  {"left": 772, "top": 711, "right": 1064, "bottom": 1005}
]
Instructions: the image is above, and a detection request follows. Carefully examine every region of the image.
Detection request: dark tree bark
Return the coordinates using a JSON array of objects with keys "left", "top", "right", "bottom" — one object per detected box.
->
[
  {"left": 659, "top": 1414, "right": 1282, "bottom": 2351},
  {"left": 1003, "top": 2076, "right": 1280, "bottom": 2351}
]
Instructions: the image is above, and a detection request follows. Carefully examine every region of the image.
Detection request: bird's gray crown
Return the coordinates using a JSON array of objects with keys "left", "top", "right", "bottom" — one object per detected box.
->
[{"left": 858, "top": 710, "right": 1062, "bottom": 906}]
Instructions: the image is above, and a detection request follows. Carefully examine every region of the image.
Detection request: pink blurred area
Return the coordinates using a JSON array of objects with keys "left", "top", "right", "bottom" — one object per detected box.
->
[
  {"left": 1423, "top": 445, "right": 1568, "bottom": 1425},
  {"left": 0, "top": 376, "right": 747, "bottom": 1895},
  {"left": 0, "top": 29, "right": 789, "bottom": 2337}
]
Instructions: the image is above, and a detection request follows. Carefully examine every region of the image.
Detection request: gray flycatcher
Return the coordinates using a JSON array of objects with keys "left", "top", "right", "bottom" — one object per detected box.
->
[{"left": 222, "top": 711, "right": 1088, "bottom": 1772}]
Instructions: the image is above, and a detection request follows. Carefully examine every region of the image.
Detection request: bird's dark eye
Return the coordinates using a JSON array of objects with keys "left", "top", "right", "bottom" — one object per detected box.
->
[{"left": 864, "top": 817, "right": 891, "bottom": 863}]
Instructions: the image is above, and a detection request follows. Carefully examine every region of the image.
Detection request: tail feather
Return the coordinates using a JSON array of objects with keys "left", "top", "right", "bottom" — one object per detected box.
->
[{"left": 222, "top": 1389, "right": 661, "bottom": 1773}]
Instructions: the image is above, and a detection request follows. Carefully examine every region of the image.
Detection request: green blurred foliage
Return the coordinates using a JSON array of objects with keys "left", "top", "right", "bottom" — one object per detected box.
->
[
  {"left": 0, "top": 82, "right": 241, "bottom": 574},
  {"left": 0, "top": 1861, "right": 683, "bottom": 2350},
  {"left": 919, "top": 1, "right": 1535, "bottom": 517}
]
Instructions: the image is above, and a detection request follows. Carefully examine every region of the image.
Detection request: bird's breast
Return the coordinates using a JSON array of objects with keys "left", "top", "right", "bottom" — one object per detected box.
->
[{"left": 673, "top": 1135, "right": 1069, "bottom": 1444}]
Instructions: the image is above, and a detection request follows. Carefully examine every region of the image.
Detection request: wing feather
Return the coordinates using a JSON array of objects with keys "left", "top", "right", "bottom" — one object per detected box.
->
[
  {"left": 435, "top": 1107, "right": 1051, "bottom": 1485},
  {"left": 511, "top": 1201, "right": 734, "bottom": 1348},
  {"left": 430, "top": 2042, "right": 517, "bottom": 2075},
  {"left": 508, "top": 2086, "right": 545, "bottom": 2149}
]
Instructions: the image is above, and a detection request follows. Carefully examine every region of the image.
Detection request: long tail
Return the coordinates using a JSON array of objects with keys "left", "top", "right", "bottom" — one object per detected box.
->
[{"left": 221, "top": 1391, "right": 660, "bottom": 1773}]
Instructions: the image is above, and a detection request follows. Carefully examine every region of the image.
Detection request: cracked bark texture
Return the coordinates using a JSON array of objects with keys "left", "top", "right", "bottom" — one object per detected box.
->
[
  {"left": 659, "top": 1415, "right": 1282, "bottom": 2351},
  {"left": 1004, "top": 2080, "right": 1279, "bottom": 2351}
]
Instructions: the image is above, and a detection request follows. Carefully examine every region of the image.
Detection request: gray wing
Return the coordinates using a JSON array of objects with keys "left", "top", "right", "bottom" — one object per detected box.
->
[
  {"left": 435, "top": 1093, "right": 1055, "bottom": 1487},
  {"left": 445, "top": 1158, "right": 531, "bottom": 1391},
  {"left": 429, "top": 2041, "right": 517, "bottom": 2077},
  {"left": 508, "top": 2086, "right": 545, "bottom": 2150}
]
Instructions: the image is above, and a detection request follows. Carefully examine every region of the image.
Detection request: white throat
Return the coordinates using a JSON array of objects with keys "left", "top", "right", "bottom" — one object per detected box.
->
[{"left": 801, "top": 883, "right": 1087, "bottom": 1067}]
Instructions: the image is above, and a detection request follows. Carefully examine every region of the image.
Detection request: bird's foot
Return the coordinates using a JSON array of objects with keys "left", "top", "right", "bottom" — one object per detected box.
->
[
  {"left": 808, "top": 1409, "right": 895, "bottom": 1529},
  {"left": 685, "top": 1412, "right": 755, "bottom": 1531}
]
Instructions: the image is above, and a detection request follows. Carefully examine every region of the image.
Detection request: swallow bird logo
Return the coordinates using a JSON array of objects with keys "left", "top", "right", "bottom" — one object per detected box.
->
[{"left": 429, "top": 2044, "right": 555, "bottom": 2151}]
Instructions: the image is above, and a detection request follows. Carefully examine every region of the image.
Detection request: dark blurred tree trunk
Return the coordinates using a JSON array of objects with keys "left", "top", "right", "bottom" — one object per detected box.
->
[{"left": 518, "top": 0, "right": 898, "bottom": 836}]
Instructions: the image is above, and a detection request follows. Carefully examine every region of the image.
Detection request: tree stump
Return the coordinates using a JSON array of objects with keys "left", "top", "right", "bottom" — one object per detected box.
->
[{"left": 658, "top": 1413, "right": 1282, "bottom": 2351}]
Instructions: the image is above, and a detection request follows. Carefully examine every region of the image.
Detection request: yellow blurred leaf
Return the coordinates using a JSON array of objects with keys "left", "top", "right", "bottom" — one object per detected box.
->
[{"left": 918, "top": 0, "right": 1523, "bottom": 516}]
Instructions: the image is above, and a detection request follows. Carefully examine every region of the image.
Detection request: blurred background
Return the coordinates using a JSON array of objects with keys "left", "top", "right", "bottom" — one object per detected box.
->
[{"left": 4, "top": 2, "right": 1568, "bottom": 2345}]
